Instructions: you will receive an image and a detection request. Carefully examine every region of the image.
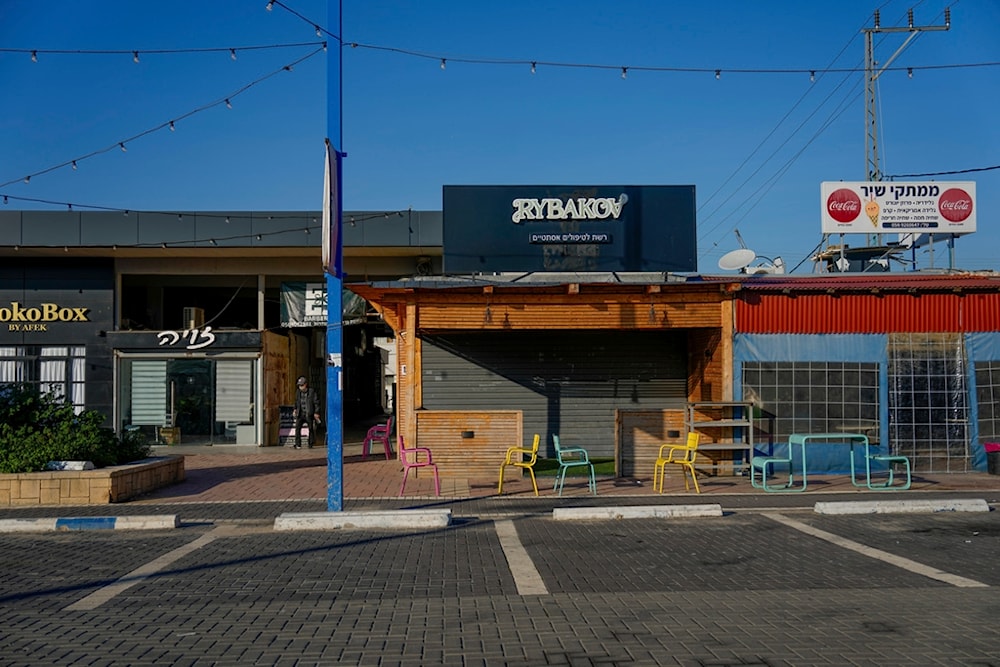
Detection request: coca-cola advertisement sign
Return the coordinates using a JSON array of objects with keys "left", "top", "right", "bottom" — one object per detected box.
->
[
  {"left": 938, "top": 188, "right": 974, "bottom": 223},
  {"left": 820, "top": 181, "right": 976, "bottom": 235},
  {"left": 826, "top": 188, "right": 862, "bottom": 223}
]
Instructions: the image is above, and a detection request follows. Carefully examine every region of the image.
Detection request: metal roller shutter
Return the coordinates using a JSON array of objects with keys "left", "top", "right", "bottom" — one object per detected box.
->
[{"left": 421, "top": 331, "right": 687, "bottom": 458}]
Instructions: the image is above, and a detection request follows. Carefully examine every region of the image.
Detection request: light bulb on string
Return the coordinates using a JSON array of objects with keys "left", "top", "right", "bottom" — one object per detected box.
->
[
  {"left": 621, "top": 67, "right": 627, "bottom": 79},
  {"left": 907, "top": 68, "right": 913, "bottom": 79},
  {"left": 169, "top": 121, "right": 175, "bottom": 131},
  {"left": 530, "top": 62, "right": 536, "bottom": 74},
  {"left": 119, "top": 142, "right": 127, "bottom": 152},
  {"left": 265, "top": 1, "right": 273, "bottom": 10},
  {"left": 31, "top": 50, "right": 38, "bottom": 63},
  {"left": 440, "top": 59, "right": 446, "bottom": 70},
  {"left": 71, "top": 161, "right": 78, "bottom": 170},
  {"left": 314, "top": 25, "right": 322, "bottom": 37},
  {"left": 810, "top": 71, "right": 815, "bottom": 83},
  {"left": 23, "top": 176, "right": 30, "bottom": 184},
  {"left": 715, "top": 69, "right": 721, "bottom": 80},
  {"left": 225, "top": 99, "right": 232, "bottom": 109},
  {"left": 230, "top": 48, "right": 237, "bottom": 61},
  {"left": 133, "top": 51, "right": 139, "bottom": 64}
]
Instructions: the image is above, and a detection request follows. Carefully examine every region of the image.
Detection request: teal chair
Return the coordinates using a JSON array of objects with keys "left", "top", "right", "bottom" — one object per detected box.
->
[{"left": 552, "top": 435, "right": 596, "bottom": 496}]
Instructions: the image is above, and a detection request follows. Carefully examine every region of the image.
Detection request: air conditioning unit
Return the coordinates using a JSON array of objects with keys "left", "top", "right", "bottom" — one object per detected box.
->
[{"left": 183, "top": 307, "right": 205, "bottom": 329}]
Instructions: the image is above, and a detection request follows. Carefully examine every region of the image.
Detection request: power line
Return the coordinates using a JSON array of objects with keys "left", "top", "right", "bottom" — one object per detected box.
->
[{"left": 888, "top": 164, "right": 1000, "bottom": 178}]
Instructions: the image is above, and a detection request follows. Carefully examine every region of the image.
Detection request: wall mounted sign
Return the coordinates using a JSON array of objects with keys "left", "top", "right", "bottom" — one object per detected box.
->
[
  {"left": 443, "top": 185, "right": 697, "bottom": 274},
  {"left": 1, "top": 302, "right": 90, "bottom": 332}
]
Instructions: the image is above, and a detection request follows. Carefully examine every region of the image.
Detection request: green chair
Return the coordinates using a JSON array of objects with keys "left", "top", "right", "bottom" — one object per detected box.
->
[{"left": 552, "top": 434, "right": 596, "bottom": 496}]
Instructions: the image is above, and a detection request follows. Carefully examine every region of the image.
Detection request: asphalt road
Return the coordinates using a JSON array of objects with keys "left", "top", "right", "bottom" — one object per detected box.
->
[{"left": 1, "top": 505, "right": 999, "bottom": 666}]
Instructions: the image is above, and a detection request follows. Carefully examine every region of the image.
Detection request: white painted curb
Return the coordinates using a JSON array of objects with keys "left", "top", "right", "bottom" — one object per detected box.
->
[
  {"left": 274, "top": 509, "right": 452, "bottom": 531},
  {"left": 552, "top": 504, "right": 723, "bottom": 521},
  {"left": 814, "top": 499, "right": 991, "bottom": 515},
  {"left": 0, "top": 515, "right": 179, "bottom": 533}
]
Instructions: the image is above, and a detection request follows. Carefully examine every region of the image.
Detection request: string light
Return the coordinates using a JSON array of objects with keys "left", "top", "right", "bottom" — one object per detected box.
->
[
  {"left": 265, "top": 1, "right": 274, "bottom": 10},
  {"left": 621, "top": 67, "right": 627, "bottom": 79},
  {"left": 440, "top": 58, "right": 446, "bottom": 70},
  {"left": 119, "top": 142, "right": 127, "bottom": 152},
  {"left": 810, "top": 70, "right": 815, "bottom": 82},
  {"left": 908, "top": 67, "right": 913, "bottom": 79},
  {"left": 4, "top": 41, "right": 325, "bottom": 60},
  {"left": 169, "top": 120, "right": 175, "bottom": 131},
  {"left": 71, "top": 160, "right": 78, "bottom": 170},
  {"left": 0, "top": 46, "right": 325, "bottom": 190},
  {"left": 530, "top": 61, "right": 536, "bottom": 74},
  {"left": 225, "top": 99, "right": 233, "bottom": 109},
  {"left": 715, "top": 69, "right": 721, "bottom": 80},
  {"left": 314, "top": 25, "right": 322, "bottom": 37}
]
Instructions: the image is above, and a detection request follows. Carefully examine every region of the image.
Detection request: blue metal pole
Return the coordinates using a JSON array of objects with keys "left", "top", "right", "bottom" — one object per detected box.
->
[{"left": 325, "top": 0, "right": 344, "bottom": 511}]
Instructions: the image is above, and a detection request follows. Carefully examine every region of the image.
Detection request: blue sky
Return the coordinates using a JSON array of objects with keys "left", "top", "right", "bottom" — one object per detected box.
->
[{"left": 2, "top": 0, "right": 998, "bottom": 273}]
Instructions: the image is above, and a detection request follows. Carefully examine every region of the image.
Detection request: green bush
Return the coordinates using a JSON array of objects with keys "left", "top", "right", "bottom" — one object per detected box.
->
[{"left": 0, "top": 384, "right": 152, "bottom": 474}]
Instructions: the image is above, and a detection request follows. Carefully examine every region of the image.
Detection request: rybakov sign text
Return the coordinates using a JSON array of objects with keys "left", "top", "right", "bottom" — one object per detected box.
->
[
  {"left": 1, "top": 302, "right": 90, "bottom": 332},
  {"left": 511, "top": 194, "right": 628, "bottom": 224}
]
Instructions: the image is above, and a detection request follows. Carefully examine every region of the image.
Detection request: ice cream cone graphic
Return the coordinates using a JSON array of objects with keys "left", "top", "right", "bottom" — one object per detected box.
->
[{"left": 865, "top": 198, "right": 880, "bottom": 227}]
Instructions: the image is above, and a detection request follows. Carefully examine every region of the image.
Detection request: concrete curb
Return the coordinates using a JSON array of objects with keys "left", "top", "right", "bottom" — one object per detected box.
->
[
  {"left": 0, "top": 515, "right": 179, "bottom": 533},
  {"left": 552, "top": 504, "right": 724, "bottom": 521},
  {"left": 274, "top": 509, "right": 453, "bottom": 531},
  {"left": 814, "top": 498, "right": 991, "bottom": 515}
]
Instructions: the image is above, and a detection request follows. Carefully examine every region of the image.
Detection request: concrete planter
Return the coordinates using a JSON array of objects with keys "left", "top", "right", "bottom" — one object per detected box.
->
[{"left": 0, "top": 456, "right": 185, "bottom": 506}]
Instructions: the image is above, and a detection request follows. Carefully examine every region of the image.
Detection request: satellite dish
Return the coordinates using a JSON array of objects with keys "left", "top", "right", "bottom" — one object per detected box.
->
[{"left": 718, "top": 248, "right": 756, "bottom": 272}]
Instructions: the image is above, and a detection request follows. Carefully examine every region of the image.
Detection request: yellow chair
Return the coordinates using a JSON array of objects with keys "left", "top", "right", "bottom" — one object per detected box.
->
[
  {"left": 653, "top": 432, "right": 701, "bottom": 493},
  {"left": 498, "top": 433, "right": 540, "bottom": 496}
]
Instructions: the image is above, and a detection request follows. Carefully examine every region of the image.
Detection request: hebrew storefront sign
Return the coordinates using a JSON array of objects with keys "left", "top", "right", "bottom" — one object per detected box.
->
[{"left": 443, "top": 185, "right": 697, "bottom": 274}]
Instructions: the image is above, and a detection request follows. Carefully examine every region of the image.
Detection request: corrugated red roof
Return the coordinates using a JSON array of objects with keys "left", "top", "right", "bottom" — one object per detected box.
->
[{"left": 698, "top": 271, "right": 1000, "bottom": 291}]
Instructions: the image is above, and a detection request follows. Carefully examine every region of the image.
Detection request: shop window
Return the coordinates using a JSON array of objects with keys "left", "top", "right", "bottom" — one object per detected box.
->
[
  {"left": 0, "top": 345, "right": 86, "bottom": 413},
  {"left": 888, "top": 333, "right": 969, "bottom": 472},
  {"left": 742, "top": 361, "right": 879, "bottom": 443}
]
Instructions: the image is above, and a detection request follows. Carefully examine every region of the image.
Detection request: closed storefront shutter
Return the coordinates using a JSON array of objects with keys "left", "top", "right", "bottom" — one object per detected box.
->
[{"left": 421, "top": 331, "right": 687, "bottom": 457}]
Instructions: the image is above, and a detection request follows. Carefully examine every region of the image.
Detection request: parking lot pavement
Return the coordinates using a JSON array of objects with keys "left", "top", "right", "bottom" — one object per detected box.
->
[{"left": 1, "top": 509, "right": 999, "bottom": 665}]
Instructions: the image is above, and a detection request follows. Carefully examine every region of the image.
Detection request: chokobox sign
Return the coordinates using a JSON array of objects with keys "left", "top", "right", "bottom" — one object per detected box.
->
[
  {"left": 820, "top": 181, "right": 976, "bottom": 235},
  {"left": 443, "top": 185, "right": 697, "bottom": 273}
]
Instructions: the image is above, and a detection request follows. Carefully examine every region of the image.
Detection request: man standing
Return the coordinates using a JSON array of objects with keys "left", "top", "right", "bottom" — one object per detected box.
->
[{"left": 292, "top": 376, "right": 320, "bottom": 449}]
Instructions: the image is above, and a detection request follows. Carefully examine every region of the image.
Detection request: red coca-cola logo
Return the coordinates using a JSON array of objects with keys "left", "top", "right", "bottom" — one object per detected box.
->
[
  {"left": 826, "top": 188, "right": 861, "bottom": 223},
  {"left": 938, "top": 188, "right": 973, "bottom": 223}
]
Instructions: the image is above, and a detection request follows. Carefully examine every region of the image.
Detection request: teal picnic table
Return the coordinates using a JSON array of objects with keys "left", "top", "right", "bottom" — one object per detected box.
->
[{"left": 750, "top": 432, "right": 911, "bottom": 493}]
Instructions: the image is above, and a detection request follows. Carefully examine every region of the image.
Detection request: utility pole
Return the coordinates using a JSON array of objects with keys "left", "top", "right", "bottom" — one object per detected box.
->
[{"left": 862, "top": 8, "right": 950, "bottom": 246}]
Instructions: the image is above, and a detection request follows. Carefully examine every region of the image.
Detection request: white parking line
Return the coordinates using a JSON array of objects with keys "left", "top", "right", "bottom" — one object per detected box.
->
[
  {"left": 494, "top": 520, "right": 548, "bottom": 596},
  {"left": 64, "top": 526, "right": 228, "bottom": 611},
  {"left": 763, "top": 513, "right": 988, "bottom": 588}
]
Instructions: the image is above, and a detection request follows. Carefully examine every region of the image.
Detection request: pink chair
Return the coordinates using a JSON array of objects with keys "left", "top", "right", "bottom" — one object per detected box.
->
[
  {"left": 398, "top": 435, "right": 440, "bottom": 497},
  {"left": 362, "top": 416, "right": 394, "bottom": 460}
]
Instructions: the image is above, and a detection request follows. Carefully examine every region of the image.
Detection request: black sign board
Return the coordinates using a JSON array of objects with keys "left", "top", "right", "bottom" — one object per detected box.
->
[{"left": 443, "top": 185, "right": 696, "bottom": 273}]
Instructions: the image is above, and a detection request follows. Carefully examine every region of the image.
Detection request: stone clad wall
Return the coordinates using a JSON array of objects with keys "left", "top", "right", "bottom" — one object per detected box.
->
[{"left": 0, "top": 456, "right": 184, "bottom": 506}]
